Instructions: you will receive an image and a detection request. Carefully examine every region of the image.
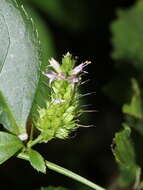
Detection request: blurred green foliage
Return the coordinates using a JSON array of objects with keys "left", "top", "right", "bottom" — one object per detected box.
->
[
  {"left": 112, "top": 0, "right": 143, "bottom": 70},
  {"left": 22, "top": 0, "right": 88, "bottom": 31},
  {"left": 110, "top": 0, "right": 143, "bottom": 188},
  {"left": 113, "top": 125, "right": 140, "bottom": 187}
]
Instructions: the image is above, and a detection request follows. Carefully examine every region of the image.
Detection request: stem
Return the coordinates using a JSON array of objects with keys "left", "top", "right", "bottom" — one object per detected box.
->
[
  {"left": 45, "top": 160, "right": 106, "bottom": 190},
  {"left": 133, "top": 168, "right": 141, "bottom": 190},
  {"left": 17, "top": 153, "right": 107, "bottom": 190},
  {"left": 27, "top": 135, "right": 43, "bottom": 148},
  {"left": 29, "top": 124, "right": 34, "bottom": 141}
]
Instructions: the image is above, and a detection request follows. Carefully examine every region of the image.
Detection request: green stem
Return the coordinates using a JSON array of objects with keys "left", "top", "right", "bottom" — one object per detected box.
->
[
  {"left": 17, "top": 153, "right": 106, "bottom": 190},
  {"left": 45, "top": 160, "right": 106, "bottom": 190},
  {"left": 27, "top": 135, "right": 43, "bottom": 148}
]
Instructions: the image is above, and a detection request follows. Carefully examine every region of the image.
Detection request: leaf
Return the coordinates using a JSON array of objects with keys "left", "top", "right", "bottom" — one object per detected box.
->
[
  {"left": 112, "top": 125, "right": 140, "bottom": 187},
  {"left": 111, "top": 0, "right": 143, "bottom": 70},
  {"left": 0, "top": 0, "right": 41, "bottom": 135},
  {"left": 0, "top": 13, "right": 10, "bottom": 72},
  {"left": 123, "top": 79, "right": 143, "bottom": 119},
  {"left": 113, "top": 125, "right": 135, "bottom": 166},
  {"left": 22, "top": 4, "right": 55, "bottom": 117},
  {"left": 125, "top": 116, "right": 143, "bottom": 136},
  {"left": 29, "top": 149, "right": 46, "bottom": 173},
  {"left": 0, "top": 132, "right": 23, "bottom": 164}
]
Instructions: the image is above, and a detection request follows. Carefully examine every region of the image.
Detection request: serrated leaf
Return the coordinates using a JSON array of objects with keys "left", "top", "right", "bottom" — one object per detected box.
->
[
  {"left": 111, "top": 0, "right": 143, "bottom": 70},
  {"left": 123, "top": 79, "right": 143, "bottom": 119},
  {"left": 0, "top": 0, "right": 41, "bottom": 135},
  {"left": 29, "top": 149, "right": 46, "bottom": 173},
  {"left": 113, "top": 125, "right": 140, "bottom": 187},
  {"left": 0, "top": 132, "right": 23, "bottom": 164}
]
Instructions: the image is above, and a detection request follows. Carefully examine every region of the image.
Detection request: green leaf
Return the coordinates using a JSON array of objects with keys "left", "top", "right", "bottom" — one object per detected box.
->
[
  {"left": 0, "top": 0, "right": 41, "bottom": 135},
  {"left": 40, "top": 187, "right": 69, "bottom": 190},
  {"left": 123, "top": 79, "right": 143, "bottom": 119},
  {"left": 0, "top": 132, "right": 23, "bottom": 164},
  {"left": 111, "top": 0, "right": 143, "bottom": 70},
  {"left": 29, "top": 149, "right": 46, "bottom": 173},
  {"left": 0, "top": 13, "right": 10, "bottom": 72},
  {"left": 22, "top": 4, "right": 55, "bottom": 117},
  {"left": 113, "top": 125, "right": 135, "bottom": 167},
  {"left": 113, "top": 125, "right": 140, "bottom": 187},
  {"left": 125, "top": 116, "right": 143, "bottom": 136}
]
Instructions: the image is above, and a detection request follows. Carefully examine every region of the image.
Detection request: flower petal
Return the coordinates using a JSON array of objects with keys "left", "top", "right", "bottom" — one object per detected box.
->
[
  {"left": 49, "top": 58, "right": 61, "bottom": 73},
  {"left": 71, "top": 63, "right": 86, "bottom": 75}
]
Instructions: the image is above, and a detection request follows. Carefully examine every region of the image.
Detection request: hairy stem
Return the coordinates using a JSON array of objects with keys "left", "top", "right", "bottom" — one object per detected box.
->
[{"left": 17, "top": 153, "right": 106, "bottom": 190}]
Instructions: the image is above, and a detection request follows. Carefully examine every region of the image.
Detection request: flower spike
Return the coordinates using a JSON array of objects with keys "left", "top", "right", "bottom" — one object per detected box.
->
[{"left": 36, "top": 53, "right": 91, "bottom": 142}]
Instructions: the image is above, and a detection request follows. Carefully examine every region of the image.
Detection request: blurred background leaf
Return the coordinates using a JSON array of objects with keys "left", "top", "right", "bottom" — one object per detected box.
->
[
  {"left": 112, "top": 125, "right": 140, "bottom": 188},
  {"left": 123, "top": 79, "right": 143, "bottom": 119},
  {"left": 22, "top": 0, "right": 88, "bottom": 31},
  {"left": 112, "top": 0, "right": 143, "bottom": 71}
]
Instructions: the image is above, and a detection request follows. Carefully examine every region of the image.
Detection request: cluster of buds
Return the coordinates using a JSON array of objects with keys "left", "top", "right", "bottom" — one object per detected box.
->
[{"left": 36, "top": 53, "right": 90, "bottom": 142}]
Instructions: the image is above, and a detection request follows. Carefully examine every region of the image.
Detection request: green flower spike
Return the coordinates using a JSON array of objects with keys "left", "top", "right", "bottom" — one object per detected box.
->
[{"left": 35, "top": 53, "right": 90, "bottom": 143}]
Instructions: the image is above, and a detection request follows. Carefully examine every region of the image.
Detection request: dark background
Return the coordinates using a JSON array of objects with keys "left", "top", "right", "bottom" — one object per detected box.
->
[{"left": 0, "top": 0, "right": 136, "bottom": 189}]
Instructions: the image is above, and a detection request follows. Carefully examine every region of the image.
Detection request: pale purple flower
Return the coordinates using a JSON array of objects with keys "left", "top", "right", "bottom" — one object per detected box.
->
[
  {"left": 44, "top": 70, "right": 57, "bottom": 79},
  {"left": 43, "top": 70, "right": 58, "bottom": 84},
  {"left": 71, "top": 63, "right": 87, "bottom": 75},
  {"left": 68, "top": 76, "right": 80, "bottom": 84},
  {"left": 49, "top": 58, "right": 61, "bottom": 73},
  {"left": 43, "top": 70, "right": 66, "bottom": 85},
  {"left": 43, "top": 57, "right": 90, "bottom": 87},
  {"left": 58, "top": 72, "right": 67, "bottom": 80}
]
